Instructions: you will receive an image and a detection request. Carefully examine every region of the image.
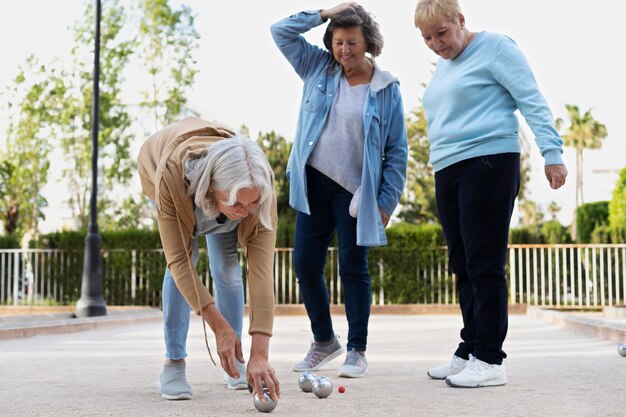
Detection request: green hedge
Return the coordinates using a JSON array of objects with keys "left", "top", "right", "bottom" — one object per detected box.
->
[
  {"left": 576, "top": 201, "right": 609, "bottom": 243},
  {"left": 0, "top": 235, "right": 19, "bottom": 249},
  {"left": 368, "top": 222, "right": 446, "bottom": 304},
  {"left": 35, "top": 229, "right": 163, "bottom": 250}
]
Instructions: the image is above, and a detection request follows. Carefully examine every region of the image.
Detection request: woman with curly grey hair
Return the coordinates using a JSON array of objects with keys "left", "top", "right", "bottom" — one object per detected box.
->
[
  {"left": 271, "top": 3, "right": 408, "bottom": 378},
  {"left": 137, "top": 117, "right": 280, "bottom": 403}
]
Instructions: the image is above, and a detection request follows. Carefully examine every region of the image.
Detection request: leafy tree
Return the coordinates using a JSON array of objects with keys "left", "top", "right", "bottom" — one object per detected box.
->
[
  {"left": 608, "top": 166, "right": 626, "bottom": 243},
  {"left": 515, "top": 128, "right": 533, "bottom": 221},
  {"left": 518, "top": 199, "right": 543, "bottom": 227},
  {"left": 100, "top": 195, "right": 156, "bottom": 231},
  {"left": 398, "top": 105, "right": 437, "bottom": 223},
  {"left": 256, "top": 130, "right": 292, "bottom": 220},
  {"left": 556, "top": 104, "right": 608, "bottom": 208},
  {"left": 547, "top": 201, "right": 561, "bottom": 221},
  {"left": 56, "top": 0, "right": 135, "bottom": 229},
  {"left": 0, "top": 57, "right": 62, "bottom": 239},
  {"left": 540, "top": 220, "right": 571, "bottom": 244},
  {"left": 137, "top": 0, "right": 199, "bottom": 130},
  {"left": 576, "top": 201, "right": 609, "bottom": 243}
]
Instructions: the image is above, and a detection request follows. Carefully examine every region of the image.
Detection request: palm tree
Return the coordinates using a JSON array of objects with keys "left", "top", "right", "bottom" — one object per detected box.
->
[
  {"left": 556, "top": 105, "right": 608, "bottom": 208},
  {"left": 547, "top": 201, "right": 561, "bottom": 221}
]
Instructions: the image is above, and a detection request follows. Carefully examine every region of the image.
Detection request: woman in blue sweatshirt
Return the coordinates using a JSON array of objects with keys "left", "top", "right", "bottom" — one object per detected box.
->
[{"left": 414, "top": 0, "right": 568, "bottom": 388}]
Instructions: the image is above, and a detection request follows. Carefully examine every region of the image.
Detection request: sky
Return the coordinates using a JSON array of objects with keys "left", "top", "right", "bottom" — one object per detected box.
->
[{"left": 0, "top": 0, "right": 624, "bottom": 231}]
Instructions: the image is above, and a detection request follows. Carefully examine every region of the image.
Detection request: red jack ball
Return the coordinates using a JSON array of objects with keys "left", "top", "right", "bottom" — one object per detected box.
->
[{"left": 338, "top": 385, "right": 346, "bottom": 394}]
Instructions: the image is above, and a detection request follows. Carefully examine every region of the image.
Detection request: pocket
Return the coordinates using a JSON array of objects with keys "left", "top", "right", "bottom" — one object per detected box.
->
[{"left": 302, "top": 83, "right": 326, "bottom": 113}]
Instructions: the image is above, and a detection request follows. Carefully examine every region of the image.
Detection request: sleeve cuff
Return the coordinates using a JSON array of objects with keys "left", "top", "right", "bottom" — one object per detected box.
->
[
  {"left": 543, "top": 149, "right": 564, "bottom": 166},
  {"left": 248, "top": 308, "right": 274, "bottom": 337}
]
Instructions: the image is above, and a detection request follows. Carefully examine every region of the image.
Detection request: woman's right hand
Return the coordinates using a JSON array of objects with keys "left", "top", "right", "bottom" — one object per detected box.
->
[
  {"left": 214, "top": 325, "right": 245, "bottom": 378},
  {"left": 202, "top": 303, "right": 245, "bottom": 378},
  {"left": 320, "top": 2, "right": 359, "bottom": 21}
]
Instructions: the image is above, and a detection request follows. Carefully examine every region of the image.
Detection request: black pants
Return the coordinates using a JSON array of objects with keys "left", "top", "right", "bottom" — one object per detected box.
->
[{"left": 435, "top": 153, "right": 520, "bottom": 365}]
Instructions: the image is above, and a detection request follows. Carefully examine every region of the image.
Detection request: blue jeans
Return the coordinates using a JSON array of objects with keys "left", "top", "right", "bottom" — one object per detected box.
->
[
  {"left": 163, "top": 229, "right": 243, "bottom": 360},
  {"left": 294, "top": 165, "right": 371, "bottom": 352},
  {"left": 435, "top": 153, "right": 520, "bottom": 365}
]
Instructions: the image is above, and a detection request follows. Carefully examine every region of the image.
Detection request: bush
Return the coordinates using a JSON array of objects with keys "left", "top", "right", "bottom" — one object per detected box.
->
[
  {"left": 591, "top": 225, "right": 612, "bottom": 244},
  {"left": 368, "top": 222, "right": 446, "bottom": 304},
  {"left": 35, "top": 229, "right": 162, "bottom": 250},
  {"left": 276, "top": 216, "right": 295, "bottom": 248},
  {"left": 509, "top": 226, "right": 542, "bottom": 244},
  {"left": 576, "top": 201, "right": 609, "bottom": 243},
  {"left": 608, "top": 167, "right": 626, "bottom": 243},
  {"left": 540, "top": 221, "right": 572, "bottom": 244},
  {"left": 0, "top": 234, "right": 19, "bottom": 248}
]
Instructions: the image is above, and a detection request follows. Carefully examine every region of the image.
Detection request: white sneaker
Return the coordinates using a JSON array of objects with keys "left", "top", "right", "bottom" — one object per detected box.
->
[
  {"left": 445, "top": 355, "right": 507, "bottom": 388},
  {"left": 156, "top": 362, "right": 192, "bottom": 400},
  {"left": 293, "top": 337, "right": 344, "bottom": 372},
  {"left": 337, "top": 349, "right": 368, "bottom": 378},
  {"left": 427, "top": 355, "right": 468, "bottom": 379},
  {"left": 223, "top": 360, "right": 248, "bottom": 390}
]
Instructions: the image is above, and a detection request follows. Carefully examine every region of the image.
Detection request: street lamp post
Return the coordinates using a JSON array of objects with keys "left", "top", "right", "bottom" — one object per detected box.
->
[{"left": 76, "top": 0, "right": 107, "bottom": 317}]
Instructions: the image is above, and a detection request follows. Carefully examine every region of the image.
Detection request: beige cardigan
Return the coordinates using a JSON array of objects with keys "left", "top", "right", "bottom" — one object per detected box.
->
[{"left": 137, "top": 117, "right": 277, "bottom": 336}]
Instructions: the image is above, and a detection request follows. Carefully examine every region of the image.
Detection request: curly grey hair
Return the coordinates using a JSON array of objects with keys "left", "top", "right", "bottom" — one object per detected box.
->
[{"left": 322, "top": 4, "right": 384, "bottom": 58}]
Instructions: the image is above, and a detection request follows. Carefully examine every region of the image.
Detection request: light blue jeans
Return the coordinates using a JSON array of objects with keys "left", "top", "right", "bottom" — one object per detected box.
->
[{"left": 163, "top": 229, "right": 244, "bottom": 360}]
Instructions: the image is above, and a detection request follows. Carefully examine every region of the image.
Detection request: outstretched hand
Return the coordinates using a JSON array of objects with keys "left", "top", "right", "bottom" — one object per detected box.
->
[
  {"left": 201, "top": 304, "right": 245, "bottom": 378},
  {"left": 545, "top": 164, "right": 568, "bottom": 190},
  {"left": 320, "top": 2, "right": 359, "bottom": 21},
  {"left": 248, "top": 353, "right": 281, "bottom": 402}
]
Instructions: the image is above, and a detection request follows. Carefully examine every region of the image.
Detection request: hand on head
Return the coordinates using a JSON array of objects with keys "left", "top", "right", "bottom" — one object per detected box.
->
[{"left": 321, "top": 2, "right": 360, "bottom": 20}]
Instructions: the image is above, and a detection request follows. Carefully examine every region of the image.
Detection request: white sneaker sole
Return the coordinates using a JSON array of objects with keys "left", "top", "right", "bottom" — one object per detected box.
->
[
  {"left": 337, "top": 368, "right": 368, "bottom": 378},
  {"left": 427, "top": 371, "right": 447, "bottom": 380},
  {"left": 155, "top": 379, "right": 192, "bottom": 400},
  {"left": 292, "top": 347, "right": 345, "bottom": 372},
  {"left": 445, "top": 377, "right": 507, "bottom": 388},
  {"left": 226, "top": 381, "right": 249, "bottom": 390}
]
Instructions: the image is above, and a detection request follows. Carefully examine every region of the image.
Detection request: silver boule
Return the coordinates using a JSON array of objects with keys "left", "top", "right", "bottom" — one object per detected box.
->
[
  {"left": 618, "top": 343, "right": 626, "bottom": 357},
  {"left": 298, "top": 372, "right": 317, "bottom": 392},
  {"left": 312, "top": 375, "right": 333, "bottom": 398},
  {"left": 253, "top": 387, "right": 277, "bottom": 413}
]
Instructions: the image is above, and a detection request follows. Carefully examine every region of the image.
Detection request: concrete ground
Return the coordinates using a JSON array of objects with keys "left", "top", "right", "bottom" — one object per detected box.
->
[{"left": 0, "top": 307, "right": 625, "bottom": 417}]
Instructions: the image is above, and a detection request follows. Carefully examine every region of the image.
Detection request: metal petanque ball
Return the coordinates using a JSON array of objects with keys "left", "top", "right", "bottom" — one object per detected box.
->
[
  {"left": 618, "top": 344, "right": 626, "bottom": 357},
  {"left": 253, "top": 387, "right": 277, "bottom": 413},
  {"left": 312, "top": 376, "right": 333, "bottom": 398},
  {"left": 298, "top": 372, "right": 317, "bottom": 392}
]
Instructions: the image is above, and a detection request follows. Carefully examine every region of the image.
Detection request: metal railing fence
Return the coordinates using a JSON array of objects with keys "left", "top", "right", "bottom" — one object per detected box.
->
[{"left": 1, "top": 244, "right": 625, "bottom": 308}]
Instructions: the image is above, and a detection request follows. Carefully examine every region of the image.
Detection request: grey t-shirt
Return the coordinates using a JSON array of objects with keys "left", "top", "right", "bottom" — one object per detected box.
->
[
  {"left": 192, "top": 205, "right": 240, "bottom": 238},
  {"left": 308, "top": 75, "right": 368, "bottom": 193}
]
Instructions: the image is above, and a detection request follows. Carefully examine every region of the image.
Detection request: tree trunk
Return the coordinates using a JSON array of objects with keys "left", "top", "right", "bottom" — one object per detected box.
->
[
  {"left": 576, "top": 148, "right": 584, "bottom": 206},
  {"left": 4, "top": 203, "right": 19, "bottom": 236},
  {"left": 572, "top": 148, "right": 584, "bottom": 241}
]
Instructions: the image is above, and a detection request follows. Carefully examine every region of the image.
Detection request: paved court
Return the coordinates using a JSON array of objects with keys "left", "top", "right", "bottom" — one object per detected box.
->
[{"left": 0, "top": 309, "right": 625, "bottom": 416}]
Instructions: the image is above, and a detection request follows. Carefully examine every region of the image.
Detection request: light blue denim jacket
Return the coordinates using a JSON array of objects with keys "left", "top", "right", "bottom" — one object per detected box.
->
[{"left": 271, "top": 10, "right": 408, "bottom": 246}]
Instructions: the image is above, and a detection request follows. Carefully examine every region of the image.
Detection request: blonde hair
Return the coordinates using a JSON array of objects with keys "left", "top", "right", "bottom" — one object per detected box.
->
[
  {"left": 186, "top": 135, "right": 274, "bottom": 230},
  {"left": 414, "top": 0, "right": 461, "bottom": 29}
]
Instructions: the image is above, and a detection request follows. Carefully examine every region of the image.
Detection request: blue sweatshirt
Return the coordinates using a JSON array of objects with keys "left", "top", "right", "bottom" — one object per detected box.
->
[{"left": 423, "top": 31, "right": 564, "bottom": 172}]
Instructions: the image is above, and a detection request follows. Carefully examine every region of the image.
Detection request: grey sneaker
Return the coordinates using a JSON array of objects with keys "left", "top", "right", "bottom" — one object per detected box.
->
[
  {"left": 445, "top": 355, "right": 507, "bottom": 388},
  {"left": 292, "top": 337, "right": 344, "bottom": 372},
  {"left": 223, "top": 360, "right": 248, "bottom": 390},
  {"left": 337, "top": 349, "right": 368, "bottom": 378},
  {"left": 427, "top": 355, "right": 468, "bottom": 379},
  {"left": 156, "top": 362, "right": 192, "bottom": 400}
]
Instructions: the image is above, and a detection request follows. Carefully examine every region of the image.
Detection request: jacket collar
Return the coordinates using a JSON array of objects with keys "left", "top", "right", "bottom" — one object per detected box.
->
[{"left": 327, "top": 59, "right": 398, "bottom": 93}]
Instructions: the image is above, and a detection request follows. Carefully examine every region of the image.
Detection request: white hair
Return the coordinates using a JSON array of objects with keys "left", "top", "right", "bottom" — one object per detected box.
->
[{"left": 186, "top": 135, "right": 274, "bottom": 230}]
